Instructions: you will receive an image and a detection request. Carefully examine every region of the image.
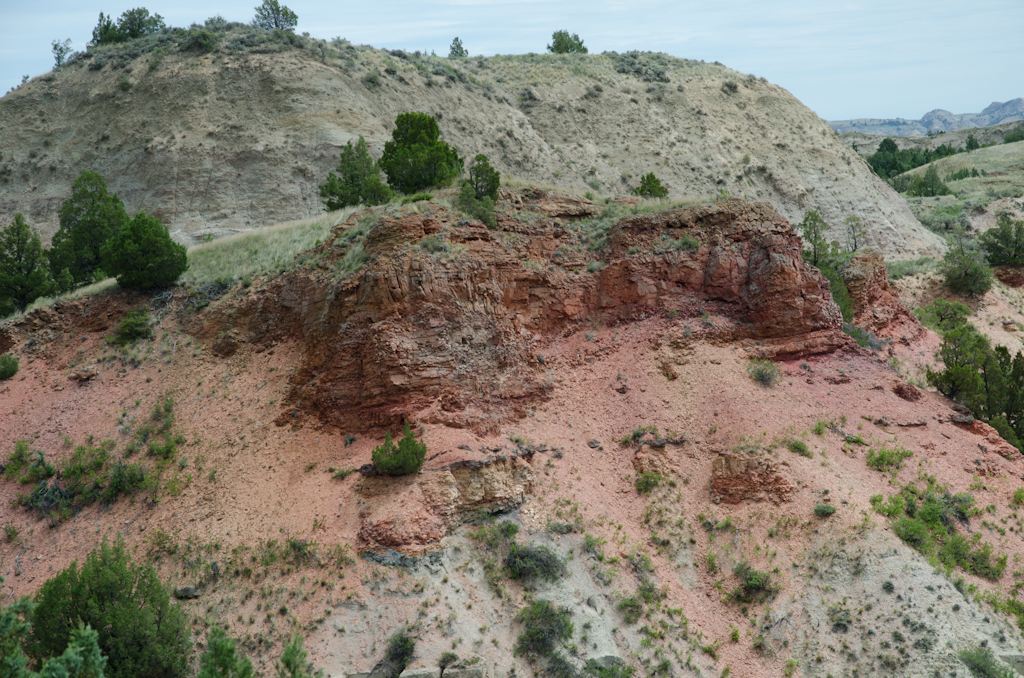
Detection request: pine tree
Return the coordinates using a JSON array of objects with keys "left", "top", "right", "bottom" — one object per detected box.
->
[
  {"left": 319, "top": 136, "right": 393, "bottom": 210},
  {"left": 547, "top": 30, "right": 587, "bottom": 54},
  {"left": 467, "top": 154, "right": 500, "bottom": 200},
  {"left": 29, "top": 538, "right": 190, "bottom": 678},
  {"left": 0, "top": 213, "right": 53, "bottom": 316},
  {"left": 50, "top": 170, "right": 129, "bottom": 287},
  {"left": 631, "top": 173, "right": 668, "bottom": 198},
  {"left": 252, "top": 0, "right": 298, "bottom": 31},
  {"left": 198, "top": 627, "right": 253, "bottom": 678},
  {"left": 379, "top": 113, "right": 463, "bottom": 193},
  {"left": 448, "top": 37, "right": 468, "bottom": 59}
]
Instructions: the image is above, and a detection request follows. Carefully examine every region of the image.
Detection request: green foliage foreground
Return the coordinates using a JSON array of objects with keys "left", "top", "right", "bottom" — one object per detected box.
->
[{"left": 29, "top": 538, "right": 191, "bottom": 678}]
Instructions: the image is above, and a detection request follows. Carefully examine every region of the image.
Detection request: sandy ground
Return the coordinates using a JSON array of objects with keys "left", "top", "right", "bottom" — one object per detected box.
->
[{"left": 5, "top": 301, "right": 1024, "bottom": 676}]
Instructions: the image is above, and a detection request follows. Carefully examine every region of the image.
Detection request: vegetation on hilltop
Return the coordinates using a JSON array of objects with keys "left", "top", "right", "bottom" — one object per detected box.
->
[{"left": 0, "top": 170, "right": 185, "bottom": 318}]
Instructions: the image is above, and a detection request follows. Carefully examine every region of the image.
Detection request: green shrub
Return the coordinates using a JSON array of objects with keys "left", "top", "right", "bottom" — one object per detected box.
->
[
  {"left": 730, "top": 562, "right": 778, "bottom": 603},
  {"left": 386, "top": 631, "right": 416, "bottom": 674},
  {"left": 814, "top": 503, "right": 836, "bottom": 518},
  {"left": 91, "top": 8, "right": 165, "bottom": 45},
  {"left": 107, "top": 308, "right": 153, "bottom": 346},
  {"left": 1012, "top": 488, "right": 1024, "bottom": 508},
  {"left": 466, "top": 154, "right": 500, "bottom": 200},
  {"left": 635, "top": 471, "right": 662, "bottom": 494},
  {"left": 505, "top": 544, "right": 566, "bottom": 582},
  {"left": 331, "top": 467, "right": 356, "bottom": 480},
  {"left": 276, "top": 634, "right": 314, "bottom": 678},
  {"left": 980, "top": 215, "right": 1024, "bottom": 266},
  {"left": 29, "top": 537, "right": 190, "bottom": 678},
  {"left": 1004, "top": 125, "right": 1024, "bottom": 145},
  {"left": 905, "top": 165, "right": 952, "bottom": 197},
  {"left": 198, "top": 626, "right": 253, "bottom": 678},
  {"left": 585, "top": 659, "right": 636, "bottom": 678},
  {"left": 959, "top": 645, "right": 1016, "bottom": 678},
  {"left": 379, "top": 112, "right": 463, "bottom": 194},
  {"left": 632, "top": 173, "right": 668, "bottom": 198},
  {"left": 747, "top": 359, "right": 779, "bottom": 387},
  {"left": 617, "top": 596, "right": 643, "bottom": 624},
  {"left": 102, "top": 211, "right": 187, "bottom": 289},
  {"left": 547, "top": 30, "right": 587, "bottom": 54},
  {"left": 786, "top": 439, "right": 811, "bottom": 457},
  {"left": 866, "top": 444, "right": 913, "bottom": 475},
  {"left": 371, "top": 423, "right": 426, "bottom": 476},
  {"left": 362, "top": 71, "right": 381, "bottom": 89},
  {"left": 514, "top": 600, "right": 573, "bottom": 658},
  {"left": 402, "top": 192, "right": 434, "bottom": 204},
  {"left": 181, "top": 28, "right": 217, "bottom": 53},
  {"left": 0, "top": 353, "right": 19, "bottom": 380},
  {"left": 3, "top": 442, "right": 55, "bottom": 483},
  {"left": 319, "top": 136, "right": 394, "bottom": 210},
  {"left": 870, "top": 494, "right": 906, "bottom": 518},
  {"left": 892, "top": 516, "right": 931, "bottom": 552},
  {"left": 455, "top": 182, "right": 496, "bottom": 228},
  {"left": 816, "top": 258, "right": 855, "bottom": 321},
  {"left": 914, "top": 298, "right": 971, "bottom": 333},
  {"left": 942, "top": 250, "right": 992, "bottom": 297}
]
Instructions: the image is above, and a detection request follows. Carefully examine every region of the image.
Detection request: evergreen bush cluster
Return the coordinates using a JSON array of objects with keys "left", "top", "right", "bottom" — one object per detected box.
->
[
  {"left": 0, "top": 170, "right": 186, "bottom": 318},
  {"left": 0, "top": 353, "right": 18, "bottom": 380},
  {"left": 371, "top": 423, "right": 427, "bottom": 476},
  {"left": 631, "top": 172, "right": 668, "bottom": 198}
]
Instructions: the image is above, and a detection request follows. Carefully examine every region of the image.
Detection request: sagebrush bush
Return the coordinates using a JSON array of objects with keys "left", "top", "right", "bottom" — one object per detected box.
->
[
  {"left": 0, "top": 353, "right": 18, "bottom": 380},
  {"left": 747, "top": 359, "right": 779, "bottom": 387},
  {"left": 505, "top": 543, "right": 566, "bottom": 581},
  {"left": 730, "top": 561, "right": 777, "bottom": 603},
  {"left": 787, "top": 439, "right": 811, "bottom": 457},
  {"left": 814, "top": 503, "right": 836, "bottom": 518},
  {"left": 371, "top": 423, "right": 426, "bottom": 475},
  {"left": 866, "top": 444, "right": 913, "bottom": 475},
  {"left": 635, "top": 471, "right": 662, "bottom": 494},
  {"left": 514, "top": 600, "right": 573, "bottom": 658},
  {"left": 959, "top": 644, "right": 1016, "bottom": 678}
]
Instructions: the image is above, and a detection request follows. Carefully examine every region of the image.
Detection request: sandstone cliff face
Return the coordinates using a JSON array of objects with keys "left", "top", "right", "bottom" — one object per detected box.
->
[
  {"left": 357, "top": 455, "right": 533, "bottom": 550},
  {"left": 842, "top": 249, "right": 923, "bottom": 341},
  {"left": 0, "top": 43, "right": 943, "bottom": 259},
  {"left": 191, "top": 195, "right": 844, "bottom": 432}
]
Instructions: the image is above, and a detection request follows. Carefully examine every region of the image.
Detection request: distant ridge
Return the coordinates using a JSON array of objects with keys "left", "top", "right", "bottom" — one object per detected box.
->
[{"left": 828, "top": 98, "right": 1024, "bottom": 137}]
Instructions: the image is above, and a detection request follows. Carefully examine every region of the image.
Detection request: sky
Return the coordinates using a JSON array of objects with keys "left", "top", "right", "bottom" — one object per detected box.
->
[{"left": 0, "top": 0, "right": 1021, "bottom": 120}]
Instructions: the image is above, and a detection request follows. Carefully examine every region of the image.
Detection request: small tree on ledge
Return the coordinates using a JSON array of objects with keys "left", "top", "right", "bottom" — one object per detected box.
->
[
  {"left": 372, "top": 423, "right": 427, "bottom": 475},
  {"left": 632, "top": 172, "right": 668, "bottom": 198}
]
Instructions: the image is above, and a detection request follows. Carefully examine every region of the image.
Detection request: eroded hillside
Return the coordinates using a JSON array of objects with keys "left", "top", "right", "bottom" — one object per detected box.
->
[
  {"left": 2, "top": 194, "right": 1024, "bottom": 678},
  {"left": 0, "top": 28, "right": 941, "bottom": 259}
]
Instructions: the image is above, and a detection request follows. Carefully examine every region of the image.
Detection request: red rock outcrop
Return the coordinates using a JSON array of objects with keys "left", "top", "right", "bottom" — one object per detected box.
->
[
  {"left": 842, "top": 249, "right": 922, "bottom": 341},
  {"left": 357, "top": 455, "right": 533, "bottom": 550},
  {"left": 710, "top": 453, "right": 795, "bottom": 504},
  {"left": 188, "top": 194, "right": 843, "bottom": 432}
]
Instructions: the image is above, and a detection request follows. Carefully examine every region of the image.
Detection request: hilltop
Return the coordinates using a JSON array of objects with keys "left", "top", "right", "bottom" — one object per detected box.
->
[
  {"left": 0, "top": 24, "right": 941, "bottom": 259},
  {"left": 829, "top": 98, "right": 1024, "bottom": 136}
]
